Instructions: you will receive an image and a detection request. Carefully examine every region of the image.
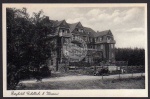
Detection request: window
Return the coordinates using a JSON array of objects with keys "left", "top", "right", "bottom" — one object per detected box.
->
[
  {"left": 112, "top": 53, "right": 114, "bottom": 58},
  {"left": 95, "top": 45, "right": 97, "bottom": 49},
  {"left": 97, "top": 45, "right": 100, "bottom": 50},
  {"left": 76, "top": 28, "right": 79, "bottom": 31},
  {"left": 59, "top": 29, "right": 62, "bottom": 33},
  {"left": 111, "top": 44, "right": 114, "bottom": 49},
  {"left": 84, "top": 37, "right": 87, "bottom": 41},
  {"left": 109, "top": 37, "right": 111, "bottom": 40},
  {"left": 101, "top": 45, "right": 103, "bottom": 49},
  {"left": 65, "top": 30, "right": 68, "bottom": 33},
  {"left": 89, "top": 38, "right": 91, "bottom": 42},
  {"left": 62, "top": 29, "right": 65, "bottom": 33},
  {"left": 82, "top": 29, "right": 84, "bottom": 32},
  {"left": 95, "top": 38, "right": 97, "bottom": 42},
  {"left": 90, "top": 45, "right": 93, "bottom": 48},
  {"left": 91, "top": 38, "right": 93, "bottom": 42},
  {"left": 51, "top": 60, "right": 53, "bottom": 65},
  {"left": 80, "top": 29, "right": 84, "bottom": 32},
  {"left": 107, "top": 36, "right": 112, "bottom": 40},
  {"left": 99, "top": 37, "right": 102, "bottom": 41},
  {"left": 107, "top": 37, "right": 109, "bottom": 40}
]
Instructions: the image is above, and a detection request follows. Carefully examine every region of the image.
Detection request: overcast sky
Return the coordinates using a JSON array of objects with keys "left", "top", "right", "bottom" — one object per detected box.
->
[{"left": 13, "top": 5, "right": 146, "bottom": 48}]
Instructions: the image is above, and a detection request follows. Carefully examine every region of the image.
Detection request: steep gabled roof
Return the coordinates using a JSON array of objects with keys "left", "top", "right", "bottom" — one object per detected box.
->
[
  {"left": 68, "top": 22, "right": 79, "bottom": 32},
  {"left": 60, "top": 20, "right": 70, "bottom": 28},
  {"left": 51, "top": 20, "right": 63, "bottom": 27},
  {"left": 51, "top": 20, "right": 70, "bottom": 28},
  {"left": 95, "top": 30, "right": 112, "bottom": 37},
  {"left": 84, "top": 27, "right": 96, "bottom": 37},
  {"left": 68, "top": 22, "right": 87, "bottom": 36}
]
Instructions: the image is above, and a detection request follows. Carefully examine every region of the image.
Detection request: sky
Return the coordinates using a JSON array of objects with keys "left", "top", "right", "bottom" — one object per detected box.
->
[{"left": 13, "top": 5, "right": 146, "bottom": 48}]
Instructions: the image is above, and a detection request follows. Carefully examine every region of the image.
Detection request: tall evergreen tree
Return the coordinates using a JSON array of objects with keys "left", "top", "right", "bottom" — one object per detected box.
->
[{"left": 115, "top": 48, "right": 145, "bottom": 66}]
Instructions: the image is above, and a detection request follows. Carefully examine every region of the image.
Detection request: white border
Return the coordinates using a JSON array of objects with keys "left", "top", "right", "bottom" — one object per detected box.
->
[{"left": 2, "top": 3, "right": 148, "bottom": 97}]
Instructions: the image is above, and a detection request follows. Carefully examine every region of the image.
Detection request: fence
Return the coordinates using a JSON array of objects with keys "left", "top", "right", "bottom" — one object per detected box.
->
[{"left": 65, "top": 65, "right": 145, "bottom": 79}]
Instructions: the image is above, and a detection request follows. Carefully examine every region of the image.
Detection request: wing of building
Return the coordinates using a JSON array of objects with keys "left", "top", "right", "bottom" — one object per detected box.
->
[{"left": 47, "top": 19, "right": 116, "bottom": 71}]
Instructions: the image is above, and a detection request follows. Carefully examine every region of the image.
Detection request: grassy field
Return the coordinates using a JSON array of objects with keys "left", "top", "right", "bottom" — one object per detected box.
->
[{"left": 17, "top": 76, "right": 145, "bottom": 90}]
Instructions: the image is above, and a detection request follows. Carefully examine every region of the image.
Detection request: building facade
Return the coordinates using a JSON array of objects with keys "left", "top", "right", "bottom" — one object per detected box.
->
[{"left": 47, "top": 20, "right": 116, "bottom": 71}]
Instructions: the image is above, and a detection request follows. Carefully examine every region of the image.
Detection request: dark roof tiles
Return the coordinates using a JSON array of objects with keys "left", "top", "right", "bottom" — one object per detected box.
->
[
  {"left": 51, "top": 19, "right": 113, "bottom": 37},
  {"left": 95, "top": 30, "right": 111, "bottom": 37},
  {"left": 51, "top": 20, "right": 63, "bottom": 27},
  {"left": 84, "top": 27, "right": 96, "bottom": 37},
  {"left": 68, "top": 22, "right": 79, "bottom": 32}
]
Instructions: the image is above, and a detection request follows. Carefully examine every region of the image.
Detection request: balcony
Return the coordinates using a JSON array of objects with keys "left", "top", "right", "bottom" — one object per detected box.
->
[{"left": 95, "top": 40, "right": 116, "bottom": 44}]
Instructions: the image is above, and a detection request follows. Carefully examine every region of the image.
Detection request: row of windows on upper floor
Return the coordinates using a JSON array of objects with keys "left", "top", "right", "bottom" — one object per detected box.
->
[
  {"left": 88, "top": 44, "right": 114, "bottom": 49},
  {"left": 59, "top": 28, "right": 84, "bottom": 33},
  {"left": 64, "top": 35, "right": 113, "bottom": 43},
  {"left": 63, "top": 38, "right": 114, "bottom": 49}
]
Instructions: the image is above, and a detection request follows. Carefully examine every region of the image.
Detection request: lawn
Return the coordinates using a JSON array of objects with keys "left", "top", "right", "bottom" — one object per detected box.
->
[{"left": 17, "top": 76, "right": 145, "bottom": 90}]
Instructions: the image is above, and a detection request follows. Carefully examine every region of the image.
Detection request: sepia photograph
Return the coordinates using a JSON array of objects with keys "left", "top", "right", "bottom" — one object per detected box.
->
[{"left": 2, "top": 3, "right": 148, "bottom": 97}]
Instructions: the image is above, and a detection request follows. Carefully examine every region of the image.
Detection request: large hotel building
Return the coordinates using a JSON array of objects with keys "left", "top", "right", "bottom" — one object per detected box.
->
[{"left": 47, "top": 19, "right": 116, "bottom": 71}]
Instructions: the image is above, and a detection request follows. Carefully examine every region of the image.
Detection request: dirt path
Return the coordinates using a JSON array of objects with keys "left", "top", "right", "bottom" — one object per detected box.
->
[{"left": 20, "top": 73, "right": 144, "bottom": 84}]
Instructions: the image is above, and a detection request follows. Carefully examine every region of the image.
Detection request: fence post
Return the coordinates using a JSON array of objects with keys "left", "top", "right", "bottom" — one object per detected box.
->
[
  {"left": 126, "top": 66, "right": 128, "bottom": 74},
  {"left": 119, "top": 66, "right": 120, "bottom": 79},
  {"left": 141, "top": 65, "right": 143, "bottom": 77},
  {"left": 102, "top": 65, "right": 103, "bottom": 80},
  {"left": 132, "top": 65, "right": 133, "bottom": 77}
]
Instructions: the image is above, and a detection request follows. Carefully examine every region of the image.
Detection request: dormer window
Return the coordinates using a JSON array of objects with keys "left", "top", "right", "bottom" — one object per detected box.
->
[
  {"left": 107, "top": 37, "right": 109, "bottom": 40},
  {"left": 95, "top": 38, "right": 97, "bottom": 42},
  {"left": 81, "top": 29, "right": 84, "bottom": 33},
  {"left": 99, "top": 37, "right": 102, "bottom": 41},
  {"left": 78, "top": 29, "right": 84, "bottom": 33},
  {"left": 107, "top": 36, "right": 112, "bottom": 40}
]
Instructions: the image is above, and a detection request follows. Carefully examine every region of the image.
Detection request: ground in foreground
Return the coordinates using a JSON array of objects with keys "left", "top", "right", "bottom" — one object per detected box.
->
[{"left": 17, "top": 76, "right": 145, "bottom": 90}]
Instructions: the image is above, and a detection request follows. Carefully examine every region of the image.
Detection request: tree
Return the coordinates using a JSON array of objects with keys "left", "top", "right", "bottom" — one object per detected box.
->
[
  {"left": 7, "top": 8, "right": 55, "bottom": 89},
  {"left": 115, "top": 47, "right": 145, "bottom": 66}
]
